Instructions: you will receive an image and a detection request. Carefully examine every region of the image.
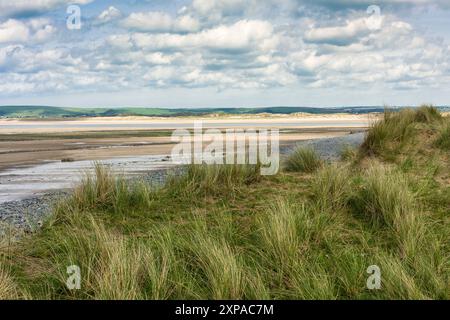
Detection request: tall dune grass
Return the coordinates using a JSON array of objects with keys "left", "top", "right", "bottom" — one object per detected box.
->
[
  {"left": 361, "top": 105, "right": 442, "bottom": 160},
  {"left": 355, "top": 165, "right": 423, "bottom": 257},
  {"left": 284, "top": 147, "right": 322, "bottom": 173},
  {"left": 257, "top": 200, "right": 300, "bottom": 276},
  {"left": 435, "top": 122, "right": 450, "bottom": 150},
  {"left": 26, "top": 214, "right": 181, "bottom": 300},
  {"left": 58, "top": 163, "right": 154, "bottom": 216},
  {"left": 165, "top": 164, "right": 261, "bottom": 198},
  {"left": 414, "top": 105, "right": 442, "bottom": 123},
  {"left": 310, "top": 164, "right": 352, "bottom": 211},
  {"left": 340, "top": 145, "right": 358, "bottom": 162},
  {"left": 187, "top": 235, "right": 246, "bottom": 299},
  {"left": 0, "top": 265, "right": 20, "bottom": 300}
]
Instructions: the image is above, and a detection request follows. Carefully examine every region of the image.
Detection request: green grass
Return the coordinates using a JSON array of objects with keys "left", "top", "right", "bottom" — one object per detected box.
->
[
  {"left": 340, "top": 145, "right": 358, "bottom": 162},
  {"left": 284, "top": 147, "right": 322, "bottom": 173},
  {"left": 435, "top": 123, "right": 450, "bottom": 150},
  {"left": 165, "top": 164, "right": 261, "bottom": 198},
  {"left": 310, "top": 164, "right": 352, "bottom": 211},
  {"left": 0, "top": 106, "right": 183, "bottom": 118},
  {"left": 0, "top": 266, "right": 21, "bottom": 300},
  {"left": 414, "top": 105, "right": 443, "bottom": 123},
  {"left": 352, "top": 165, "right": 424, "bottom": 259},
  {"left": 0, "top": 107, "right": 449, "bottom": 300},
  {"left": 361, "top": 105, "right": 442, "bottom": 161}
]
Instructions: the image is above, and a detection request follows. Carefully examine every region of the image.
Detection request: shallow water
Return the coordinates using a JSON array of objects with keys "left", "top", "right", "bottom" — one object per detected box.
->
[{"left": 0, "top": 155, "right": 174, "bottom": 204}]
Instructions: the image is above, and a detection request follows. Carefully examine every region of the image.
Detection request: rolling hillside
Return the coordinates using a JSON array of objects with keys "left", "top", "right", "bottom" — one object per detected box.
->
[
  {"left": 0, "top": 105, "right": 390, "bottom": 118},
  {"left": 1, "top": 105, "right": 449, "bottom": 119}
]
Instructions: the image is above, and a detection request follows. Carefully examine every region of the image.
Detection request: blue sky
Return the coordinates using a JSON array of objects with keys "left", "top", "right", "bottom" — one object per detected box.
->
[{"left": 0, "top": 0, "right": 450, "bottom": 108}]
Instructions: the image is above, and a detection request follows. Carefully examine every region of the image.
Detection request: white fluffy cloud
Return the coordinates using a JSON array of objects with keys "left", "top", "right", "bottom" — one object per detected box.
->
[
  {"left": 0, "top": 0, "right": 449, "bottom": 99},
  {"left": 0, "top": 20, "right": 29, "bottom": 43},
  {"left": 287, "top": 13, "right": 448, "bottom": 90},
  {"left": 304, "top": 18, "right": 376, "bottom": 45},
  {"left": 296, "top": 0, "right": 450, "bottom": 9},
  {"left": 0, "top": 18, "right": 54, "bottom": 44},
  {"left": 192, "top": 0, "right": 247, "bottom": 18},
  {"left": 0, "top": 0, "right": 93, "bottom": 17},
  {"left": 101, "top": 18, "right": 284, "bottom": 89},
  {"left": 125, "top": 20, "right": 276, "bottom": 53},
  {"left": 96, "top": 6, "right": 122, "bottom": 24},
  {"left": 122, "top": 12, "right": 200, "bottom": 33}
]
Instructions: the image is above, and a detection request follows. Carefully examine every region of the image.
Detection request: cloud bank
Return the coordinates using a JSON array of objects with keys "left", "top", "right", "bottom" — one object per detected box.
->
[{"left": 0, "top": 0, "right": 449, "bottom": 106}]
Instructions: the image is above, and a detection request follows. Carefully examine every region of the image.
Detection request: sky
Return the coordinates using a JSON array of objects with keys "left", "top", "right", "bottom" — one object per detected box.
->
[{"left": 0, "top": 0, "right": 450, "bottom": 108}]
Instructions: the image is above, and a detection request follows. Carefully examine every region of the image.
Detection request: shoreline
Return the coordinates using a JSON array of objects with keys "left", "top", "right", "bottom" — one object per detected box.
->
[
  {"left": 0, "top": 132, "right": 366, "bottom": 233},
  {"left": 0, "top": 113, "right": 370, "bottom": 233},
  {"left": 0, "top": 167, "right": 178, "bottom": 234},
  {"left": 0, "top": 127, "right": 365, "bottom": 172}
]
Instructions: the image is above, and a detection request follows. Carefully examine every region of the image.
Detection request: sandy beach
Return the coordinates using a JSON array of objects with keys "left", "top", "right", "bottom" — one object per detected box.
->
[
  {"left": 0, "top": 114, "right": 376, "bottom": 134},
  {"left": 0, "top": 114, "right": 373, "bottom": 171},
  {"left": 0, "top": 114, "right": 370, "bottom": 204}
]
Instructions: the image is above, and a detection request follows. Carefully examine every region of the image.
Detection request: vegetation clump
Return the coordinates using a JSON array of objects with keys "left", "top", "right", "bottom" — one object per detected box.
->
[
  {"left": 435, "top": 123, "right": 450, "bottom": 150},
  {"left": 284, "top": 147, "right": 322, "bottom": 173},
  {"left": 361, "top": 105, "right": 442, "bottom": 160}
]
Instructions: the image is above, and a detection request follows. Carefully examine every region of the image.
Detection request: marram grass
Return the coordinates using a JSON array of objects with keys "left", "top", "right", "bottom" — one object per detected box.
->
[
  {"left": 1, "top": 107, "right": 449, "bottom": 300},
  {"left": 284, "top": 146, "right": 322, "bottom": 173}
]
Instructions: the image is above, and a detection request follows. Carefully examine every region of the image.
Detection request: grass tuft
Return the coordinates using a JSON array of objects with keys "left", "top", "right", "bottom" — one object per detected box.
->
[
  {"left": 166, "top": 164, "right": 261, "bottom": 198},
  {"left": 310, "top": 164, "right": 352, "bottom": 211},
  {"left": 356, "top": 164, "right": 416, "bottom": 229},
  {"left": 414, "top": 105, "right": 442, "bottom": 124},
  {"left": 435, "top": 122, "right": 450, "bottom": 150},
  {"left": 0, "top": 265, "right": 20, "bottom": 300},
  {"left": 361, "top": 106, "right": 442, "bottom": 160},
  {"left": 352, "top": 164, "right": 425, "bottom": 259},
  {"left": 284, "top": 147, "right": 322, "bottom": 173},
  {"left": 340, "top": 145, "right": 358, "bottom": 162},
  {"left": 258, "top": 199, "right": 300, "bottom": 275},
  {"left": 54, "top": 163, "right": 154, "bottom": 217},
  {"left": 188, "top": 234, "right": 246, "bottom": 299},
  {"left": 361, "top": 109, "right": 416, "bottom": 159}
]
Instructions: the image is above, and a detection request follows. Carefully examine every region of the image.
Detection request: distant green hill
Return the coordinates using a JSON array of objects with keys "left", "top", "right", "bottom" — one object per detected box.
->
[
  {"left": 0, "top": 105, "right": 448, "bottom": 118},
  {"left": 0, "top": 106, "right": 103, "bottom": 118}
]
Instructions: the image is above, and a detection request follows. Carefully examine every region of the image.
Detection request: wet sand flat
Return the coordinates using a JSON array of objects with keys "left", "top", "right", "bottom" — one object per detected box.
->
[
  {"left": 0, "top": 129, "right": 358, "bottom": 171},
  {"left": 0, "top": 130, "right": 365, "bottom": 204},
  {"left": 0, "top": 114, "right": 373, "bottom": 170},
  {"left": 0, "top": 115, "right": 371, "bottom": 203}
]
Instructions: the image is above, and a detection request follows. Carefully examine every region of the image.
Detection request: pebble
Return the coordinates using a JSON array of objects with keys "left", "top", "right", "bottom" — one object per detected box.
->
[{"left": 282, "top": 132, "right": 365, "bottom": 161}]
